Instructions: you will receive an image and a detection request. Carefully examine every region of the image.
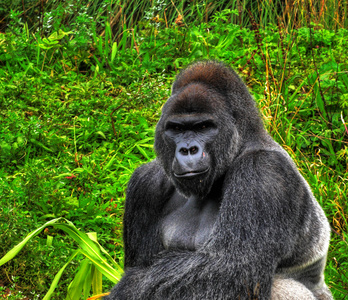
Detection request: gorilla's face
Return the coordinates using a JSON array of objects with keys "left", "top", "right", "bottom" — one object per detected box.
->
[
  {"left": 155, "top": 83, "right": 237, "bottom": 198},
  {"left": 163, "top": 113, "right": 219, "bottom": 196},
  {"left": 164, "top": 115, "right": 218, "bottom": 179}
]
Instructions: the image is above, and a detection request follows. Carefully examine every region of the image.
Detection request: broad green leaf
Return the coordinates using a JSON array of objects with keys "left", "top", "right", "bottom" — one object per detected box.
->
[
  {"left": 66, "top": 259, "right": 92, "bottom": 300},
  {"left": 111, "top": 42, "right": 117, "bottom": 63},
  {"left": 79, "top": 249, "right": 121, "bottom": 283},
  {"left": 92, "top": 265, "right": 103, "bottom": 295},
  {"left": 0, "top": 218, "right": 63, "bottom": 266}
]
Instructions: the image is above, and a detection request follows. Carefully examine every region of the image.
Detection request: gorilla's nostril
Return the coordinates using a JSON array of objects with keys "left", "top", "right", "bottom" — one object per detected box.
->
[
  {"left": 190, "top": 146, "right": 198, "bottom": 155},
  {"left": 179, "top": 148, "right": 189, "bottom": 155}
]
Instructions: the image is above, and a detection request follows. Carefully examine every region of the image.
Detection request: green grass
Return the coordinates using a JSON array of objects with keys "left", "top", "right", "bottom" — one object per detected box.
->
[{"left": 0, "top": 2, "right": 348, "bottom": 299}]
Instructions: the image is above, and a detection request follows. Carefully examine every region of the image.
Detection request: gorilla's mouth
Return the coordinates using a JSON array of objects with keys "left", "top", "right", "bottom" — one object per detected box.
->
[{"left": 174, "top": 168, "right": 209, "bottom": 178}]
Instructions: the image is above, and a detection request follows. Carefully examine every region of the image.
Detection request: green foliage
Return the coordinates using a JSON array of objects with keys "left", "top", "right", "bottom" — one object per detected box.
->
[
  {"left": 0, "top": 1, "right": 347, "bottom": 299},
  {"left": 0, "top": 72, "right": 165, "bottom": 298},
  {"left": 1, "top": 0, "right": 347, "bottom": 36},
  {"left": 0, "top": 218, "right": 123, "bottom": 299}
]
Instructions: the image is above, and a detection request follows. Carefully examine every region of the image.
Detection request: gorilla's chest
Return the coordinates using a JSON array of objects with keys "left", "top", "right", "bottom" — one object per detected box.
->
[{"left": 161, "top": 192, "right": 220, "bottom": 250}]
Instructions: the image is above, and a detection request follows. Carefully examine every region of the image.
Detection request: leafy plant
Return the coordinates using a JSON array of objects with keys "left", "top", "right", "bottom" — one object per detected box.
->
[{"left": 0, "top": 218, "right": 123, "bottom": 299}]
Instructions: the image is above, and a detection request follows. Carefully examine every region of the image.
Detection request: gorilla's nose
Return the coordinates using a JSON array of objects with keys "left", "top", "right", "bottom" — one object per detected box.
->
[
  {"left": 176, "top": 141, "right": 202, "bottom": 160},
  {"left": 175, "top": 142, "right": 204, "bottom": 170},
  {"left": 179, "top": 146, "right": 199, "bottom": 156}
]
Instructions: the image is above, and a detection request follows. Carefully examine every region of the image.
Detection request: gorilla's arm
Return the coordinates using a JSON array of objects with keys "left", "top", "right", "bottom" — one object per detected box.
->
[
  {"left": 107, "top": 150, "right": 313, "bottom": 300},
  {"left": 123, "top": 160, "right": 175, "bottom": 268}
]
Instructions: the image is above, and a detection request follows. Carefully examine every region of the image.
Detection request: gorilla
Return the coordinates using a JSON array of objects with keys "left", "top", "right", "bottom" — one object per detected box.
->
[{"left": 106, "top": 61, "right": 333, "bottom": 299}]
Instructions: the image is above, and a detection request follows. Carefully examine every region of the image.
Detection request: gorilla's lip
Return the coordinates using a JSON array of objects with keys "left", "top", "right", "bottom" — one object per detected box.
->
[{"left": 174, "top": 168, "right": 209, "bottom": 178}]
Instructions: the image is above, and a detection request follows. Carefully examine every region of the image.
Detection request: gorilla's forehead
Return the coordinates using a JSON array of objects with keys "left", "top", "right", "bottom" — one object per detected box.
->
[
  {"left": 165, "top": 113, "right": 215, "bottom": 124},
  {"left": 167, "top": 83, "right": 225, "bottom": 115}
]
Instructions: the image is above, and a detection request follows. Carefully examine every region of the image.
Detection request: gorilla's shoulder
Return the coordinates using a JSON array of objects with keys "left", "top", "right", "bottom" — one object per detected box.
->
[
  {"left": 127, "top": 160, "right": 174, "bottom": 202},
  {"left": 231, "top": 148, "right": 299, "bottom": 181},
  {"left": 129, "top": 159, "right": 168, "bottom": 184}
]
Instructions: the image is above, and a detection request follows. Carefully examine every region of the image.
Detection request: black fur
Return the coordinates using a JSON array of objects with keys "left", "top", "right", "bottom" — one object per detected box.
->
[{"left": 106, "top": 61, "right": 332, "bottom": 300}]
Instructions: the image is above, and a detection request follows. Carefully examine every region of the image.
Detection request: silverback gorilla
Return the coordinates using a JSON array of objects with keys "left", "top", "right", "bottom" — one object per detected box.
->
[{"left": 106, "top": 61, "right": 333, "bottom": 299}]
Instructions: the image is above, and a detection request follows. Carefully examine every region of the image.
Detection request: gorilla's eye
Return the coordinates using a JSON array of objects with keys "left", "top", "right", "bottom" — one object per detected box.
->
[
  {"left": 171, "top": 124, "right": 185, "bottom": 132},
  {"left": 193, "top": 121, "right": 214, "bottom": 131},
  {"left": 166, "top": 122, "right": 184, "bottom": 132}
]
